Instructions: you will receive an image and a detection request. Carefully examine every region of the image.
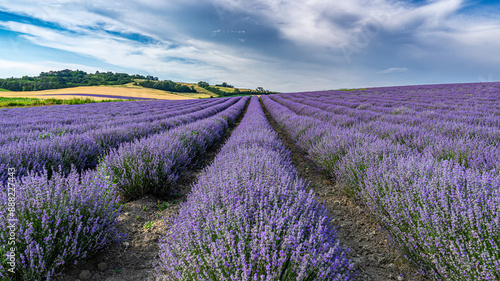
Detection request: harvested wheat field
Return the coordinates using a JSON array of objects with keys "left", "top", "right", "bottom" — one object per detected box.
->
[{"left": 0, "top": 84, "right": 193, "bottom": 100}]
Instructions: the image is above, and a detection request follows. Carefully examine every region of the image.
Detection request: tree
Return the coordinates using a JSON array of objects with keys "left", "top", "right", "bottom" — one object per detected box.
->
[{"left": 198, "top": 81, "right": 210, "bottom": 88}]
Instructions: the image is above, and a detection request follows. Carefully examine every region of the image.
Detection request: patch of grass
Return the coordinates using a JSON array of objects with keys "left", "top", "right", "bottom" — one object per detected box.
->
[
  {"left": 213, "top": 93, "right": 260, "bottom": 98},
  {"left": 214, "top": 86, "right": 236, "bottom": 93},
  {"left": 0, "top": 88, "right": 11, "bottom": 92},
  {"left": 38, "top": 128, "right": 65, "bottom": 140},
  {"left": 0, "top": 97, "right": 134, "bottom": 108},
  {"left": 337, "top": 88, "right": 366, "bottom": 91},
  {"left": 143, "top": 221, "right": 153, "bottom": 230},
  {"left": 157, "top": 202, "right": 170, "bottom": 211}
]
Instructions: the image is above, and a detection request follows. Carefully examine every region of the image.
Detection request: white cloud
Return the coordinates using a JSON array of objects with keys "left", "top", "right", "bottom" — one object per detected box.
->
[
  {"left": 379, "top": 67, "right": 408, "bottom": 74},
  {"left": 208, "top": 0, "right": 466, "bottom": 48},
  {"left": 0, "top": 59, "right": 105, "bottom": 78},
  {"left": 1, "top": 0, "right": 500, "bottom": 91},
  {"left": 0, "top": 19, "right": 346, "bottom": 91}
]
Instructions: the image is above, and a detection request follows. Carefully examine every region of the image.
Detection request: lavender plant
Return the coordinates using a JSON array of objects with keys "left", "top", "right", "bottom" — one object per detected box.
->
[
  {"left": 362, "top": 156, "right": 500, "bottom": 280},
  {"left": 155, "top": 97, "right": 353, "bottom": 280},
  {"left": 0, "top": 167, "right": 123, "bottom": 280}
]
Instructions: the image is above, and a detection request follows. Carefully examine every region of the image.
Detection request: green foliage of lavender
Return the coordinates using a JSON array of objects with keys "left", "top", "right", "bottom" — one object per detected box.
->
[
  {"left": 155, "top": 97, "right": 353, "bottom": 280},
  {"left": 262, "top": 82, "right": 500, "bottom": 280},
  {"left": 0, "top": 167, "right": 123, "bottom": 280},
  {"left": 0, "top": 97, "right": 128, "bottom": 108}
]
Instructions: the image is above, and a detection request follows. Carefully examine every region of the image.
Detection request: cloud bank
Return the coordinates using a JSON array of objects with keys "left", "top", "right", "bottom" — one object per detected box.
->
[{"left": 0, "top": 0, "right": 499, "bottom": 91}]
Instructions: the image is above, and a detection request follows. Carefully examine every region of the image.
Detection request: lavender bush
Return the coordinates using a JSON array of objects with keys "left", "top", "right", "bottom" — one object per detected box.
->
[
  {"left": 155, "top": 97, "right": 353, "bottom": 280},
  {"left": 0, "top": 98, "right": 218, "bottom": 143},
  {"left": 0, "top": 167, "right": 123, "bottom": 280},
  {"left": 362, "top": 156, "right": 500, "bottom": 280}
]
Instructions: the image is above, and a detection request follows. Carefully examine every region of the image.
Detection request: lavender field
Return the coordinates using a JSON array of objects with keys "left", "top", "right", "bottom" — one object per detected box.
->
[
  {"left": 263, "top": 82, "right": 500, "bottom": 280},
  {"left": 1, "top": 82, "right": 500, "bottom": 280}
]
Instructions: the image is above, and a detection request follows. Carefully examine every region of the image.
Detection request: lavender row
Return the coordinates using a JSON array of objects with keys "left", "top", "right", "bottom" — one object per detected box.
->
[
  {"left": 0, "top": 97, "right": 241, "bottom": 184},
  {"left": 155, "top": 97, "right": 353, "bottom": 280},
  {"left": 277, "top": 92, "right": 500, "bottom": 134},
  {"left": 0, "top": 98, "right": 226, "bottom": 145},
  {"left": 293, "top": 83, "right": 500, "bottom": 115},
  {"left": 262, "top": 95, "right": 500, "bottom": 280},
  {"left": 103, "top": 96, "right": 250, "bottom": 200},
  {"left": 269, "top": 94, "right": 500, "bottom": 172},
  {"left": 283, "top": 84, "right": 500, "bottom": 127},
  {"left": 302, "top": 95, "right": 500, "bottom": 133},
  {"left": 0, "top": 98, "right": 209, "bottom": 128},
  {"left": 0, "top": 167, "right": 123, "bottom": 280},
  {"left": 0, "top": 98, "right": 247, "bottom": 280},
  {"left": 0, "top": 98, "right": 194, "bottom": 131},
  {"left": 279, "top": 92, "right": 500, "bottom": 146}
]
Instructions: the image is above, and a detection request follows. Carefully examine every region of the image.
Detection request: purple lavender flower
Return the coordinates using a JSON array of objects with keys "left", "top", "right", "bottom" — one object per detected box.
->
[
  {"left": 156, "top": 97, "right": 353, "bottom": 280},
  {"left": 103, "top": 96, "right": 249, "bottom": 200},
  {"left": 0, "top": 97, "right": 242, "bottom": 184},
  {"left": 261, "top": 83, "right": 500, "bottom": 280},
  {"left": 0, "top": 167, "right": 123, "bottom": 280}
]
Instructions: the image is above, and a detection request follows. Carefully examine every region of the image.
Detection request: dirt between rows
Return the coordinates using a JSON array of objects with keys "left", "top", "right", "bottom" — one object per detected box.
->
[{"left": 262, "top": 103, "right": 427, "bottom": 281}]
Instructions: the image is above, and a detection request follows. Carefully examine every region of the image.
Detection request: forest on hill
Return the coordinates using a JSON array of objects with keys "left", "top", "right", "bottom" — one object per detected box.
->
[
  {"left": 0, "top": 70, "right": 152, "bottom": 91},
  {"left": 0, "top": 69, "right": 278, "bottom": 96}
]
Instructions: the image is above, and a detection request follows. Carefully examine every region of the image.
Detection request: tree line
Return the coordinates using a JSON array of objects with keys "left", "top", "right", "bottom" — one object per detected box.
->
[
  {"left": 136, "top": 80, "right": 196, "bottom": 93},
  {"left": 0, "top": 69, "right": 278, "bottom": 96},
  {"left": 198, "top": 81, "right": 278, "bottom": 97},
  {"left": 0, "top": 70, "right": 153, "bottom": 91}
]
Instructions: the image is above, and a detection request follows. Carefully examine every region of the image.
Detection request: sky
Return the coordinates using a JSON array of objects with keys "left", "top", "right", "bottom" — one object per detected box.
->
[{"left": 0, "top": 0, "right": 499, "bottom": 92}]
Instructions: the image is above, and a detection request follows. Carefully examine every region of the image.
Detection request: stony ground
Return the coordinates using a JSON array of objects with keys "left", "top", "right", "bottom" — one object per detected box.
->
[{"left": 55, "top": 102, "right": 428, "bottom": 281}]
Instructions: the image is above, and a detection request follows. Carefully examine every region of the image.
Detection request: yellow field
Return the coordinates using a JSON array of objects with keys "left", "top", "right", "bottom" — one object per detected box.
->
[
  {"left": 0, "top": 83, "right": 194, "bottom": 101},
  {"left": 0, "top": 81, "right": 253, "bottom": 102},
  {"left": 175, "top": 83, "right": 214, "bottom": 98},
  {"left": 179, "top": 83, "right": 251, "bottom": 98}
]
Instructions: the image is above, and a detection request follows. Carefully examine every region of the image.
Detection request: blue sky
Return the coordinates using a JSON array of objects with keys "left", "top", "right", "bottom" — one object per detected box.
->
[{"left": 0, "top": 0, "right": 499, "bottom": 92}]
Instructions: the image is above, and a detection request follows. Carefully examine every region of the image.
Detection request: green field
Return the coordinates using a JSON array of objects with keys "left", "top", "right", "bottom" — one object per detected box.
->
[
  {"left": 337, "top": 88, "right": 367, "bottom": 91},
  {"left": 0, "top": 97, "right": 130, "bottom": 108},
  {"left": 0, "top": 88, "right": 11, "bottom": 92}
]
